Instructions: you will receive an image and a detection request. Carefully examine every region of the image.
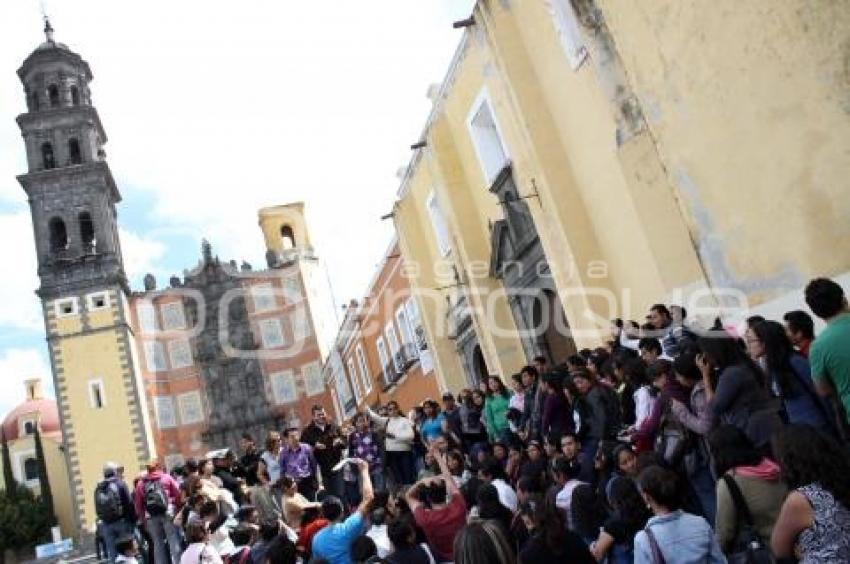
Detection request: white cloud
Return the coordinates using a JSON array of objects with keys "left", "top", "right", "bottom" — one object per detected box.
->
[
  {"left": 118, "top": 228, "right": 167, "bottom": 283},
  {"left": 0, "top": 348, "right": 52, "bottom": 416},
  {"left": 0, "top": 2, "right": 476, "bottom": 361},
  {"left": 0, "top": 210, "right": 42, "bottom": 331}
]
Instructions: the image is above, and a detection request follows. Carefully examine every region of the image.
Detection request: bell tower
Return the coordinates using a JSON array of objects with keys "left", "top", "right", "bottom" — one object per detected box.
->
[{"left": 15, "top": 19, "right": 155, "bottom": 535}]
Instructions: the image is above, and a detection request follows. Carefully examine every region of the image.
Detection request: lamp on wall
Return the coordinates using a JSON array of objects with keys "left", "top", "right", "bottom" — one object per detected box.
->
[
  {"left": 410, "top": 140, "right": 427, "bottom": 150},
  {"left": 453, "top": 15, "right": 475, "bottom": 28}
]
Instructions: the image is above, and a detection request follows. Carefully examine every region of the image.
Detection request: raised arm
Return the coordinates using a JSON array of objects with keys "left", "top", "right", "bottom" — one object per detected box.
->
[
  {"left": 355, "top": 458, "right": 374, "bottom": 517},
  {"left": 670, "top": 398, "right": 716, "bottom": 436},
  {"left": 365, "top": 406, "right": 389, "bottom": 427},
  {"left": 432, "top": 446, "right": 459, "bottom": 497}
]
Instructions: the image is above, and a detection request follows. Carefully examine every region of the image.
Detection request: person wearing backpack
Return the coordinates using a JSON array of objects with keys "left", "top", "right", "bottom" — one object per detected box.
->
[
  {"left": 95, "top": 462, "right": 137, "bottom": 562},
  {"left": 133, "top": 460, "right": 183, "bottom": 564},
  {"left": 708, "top": 426, "right": 786, "bottom": 561}
]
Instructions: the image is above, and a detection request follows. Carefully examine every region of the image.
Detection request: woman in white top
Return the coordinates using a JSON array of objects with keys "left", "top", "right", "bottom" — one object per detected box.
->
[
  {"left": 180, "top": 520, "right": 223, "bottom": 564},
  {"left": 258, "top": 431, "right": 283, "bottom": 484},
  {"left": 366, "top": 402, "right": 416, "bottom": 486}
]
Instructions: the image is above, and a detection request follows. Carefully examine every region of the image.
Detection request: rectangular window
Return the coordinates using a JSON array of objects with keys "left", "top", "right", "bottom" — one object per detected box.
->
[
  {"left": 168, "top": 339, "right": 193, "bottom": 369},
  {"left": 283, "top": 276, "right": 301, "bottom": 302},
  {"left": 347, "top": 358, "right": 362, "bottom": 401},
  {"left": 547, "top": 0, "right": 588, "bottom": 69},
  {"left": 426, "top": 192, "right": 452, "bottom": 257},
  {"left": 385, "top": 323, "right": 401, "bottom": 373},
  {"left": 395, "top": 306, "right": 413, "bottom": 345},
  {"left": 356, "top": 345, "right": 372, "bottom": 393},
  {"left": 302, "top": 361, "right": 324, "bottom": 397},
  {"left": 143, "top": 341, "right": 168, "bottom": 372},
  {"left": 251, "top": 283, "right": 277, "bottom": 313},
  {"left": 136, "top": 302, "right": 157, "bottom": 333},
  {"left": 88, "top": 379, "right": 105, "bottom": 409},
  {"left": 406, "top": 297, "right": 427, "bottom": 350},
  {"left": 86, "top": 292, "right": 109, "bottom": 311},
  {"left": 467, "top": 92, "right": 510, "bottom": 184},
  {"left": 177, "top": 391, "right": 204, "bottom": 425},
  {"left": 334, "top": 373, "right": 354, "bottom": 413},
  {"left": 291, "top": 308, "right": 311, "bottom": 341},
  {"left": 55, "top": 297, "right": 79, "bottom": 318},
  {"left": 376, "top": 337, "right": 391, "bottom": 385},
  {"left": 270, "top": 371, "right": 297, "bottom": 404},
  {"left": 160, "top": 302, "right": 186, "bottom": 330},
  {"left": 420, "top": 349, "right": 435, "bottom": 374},
  {"left": 259, "top": 318, "right": 285, "bottom": 349},
  {"left": 154, "top": 396, "right": 177, "bottom": 429}
]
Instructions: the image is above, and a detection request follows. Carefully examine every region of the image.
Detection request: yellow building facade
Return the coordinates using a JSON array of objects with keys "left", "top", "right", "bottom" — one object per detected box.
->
[{"left": 394, "top": 0, "right": 850, "bottom": 390}]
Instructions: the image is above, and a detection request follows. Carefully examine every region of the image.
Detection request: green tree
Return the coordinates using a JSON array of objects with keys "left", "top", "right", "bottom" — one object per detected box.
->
[
  {"left": 0, "top": 428, "right": 14, "bottom": 496},
  {"left": 0, "top": 484, "right": 52, "bottom": 554},
  {"left": 33, "top": 427, "right": 56, "bottom": 527}
]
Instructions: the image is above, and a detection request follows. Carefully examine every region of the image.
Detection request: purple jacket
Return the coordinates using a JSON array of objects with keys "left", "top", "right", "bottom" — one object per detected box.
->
[{"left": 279, "top": 442, "right": 317, "bottom": 480}]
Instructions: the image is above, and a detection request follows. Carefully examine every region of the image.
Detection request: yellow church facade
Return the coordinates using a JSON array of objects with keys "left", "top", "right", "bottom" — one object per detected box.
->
[{"left": 393, "top": 0, "right": 850, "bottom": 389}]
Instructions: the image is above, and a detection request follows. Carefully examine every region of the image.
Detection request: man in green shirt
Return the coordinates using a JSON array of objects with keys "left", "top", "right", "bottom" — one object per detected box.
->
[{"left": 805, "top": 277, "right": 850, "bottom": 426}]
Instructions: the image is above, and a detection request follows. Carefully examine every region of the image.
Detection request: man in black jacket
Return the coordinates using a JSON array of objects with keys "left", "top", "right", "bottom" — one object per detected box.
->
[
  {"left": 236, "top": 432, "right": 261, "bottom": 487},
  {"left": 301, "top": 404, "right": 346, "bottom": 498},
  {"left": 212, "top": 450, "right": 245, "bottom": 505},
  {"left": 94, "top": 461, "right": 137, "bottom": 562}
]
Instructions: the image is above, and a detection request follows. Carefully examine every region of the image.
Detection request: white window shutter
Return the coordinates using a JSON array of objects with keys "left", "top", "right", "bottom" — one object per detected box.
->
[{"left": 547, "top": 0, "right": 588, "bottom": 70}]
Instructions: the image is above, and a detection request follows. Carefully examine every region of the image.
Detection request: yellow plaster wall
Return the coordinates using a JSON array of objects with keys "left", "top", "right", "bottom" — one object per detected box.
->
[
  {"left": 395, "top": 161, "right": 469, "bottom": 393},
  {"left": 42, "top": 437, "right": 75, "bottom": 538},
  {"left": 475, "top": 1, "right": 707, "bottom": 335},
  {"left": 596, "top": 0, "right": 850, "bottom": 306}
]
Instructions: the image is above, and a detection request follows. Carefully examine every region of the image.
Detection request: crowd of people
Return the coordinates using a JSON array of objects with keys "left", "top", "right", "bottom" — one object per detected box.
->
[{"left": 93, "top": 277, "right": 850, "bottom": 564}]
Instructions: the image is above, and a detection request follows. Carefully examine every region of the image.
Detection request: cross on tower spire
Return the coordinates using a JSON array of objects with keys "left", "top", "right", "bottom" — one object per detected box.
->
[{"left": 43, "top": 15, "right": 54, "bottom": 43}]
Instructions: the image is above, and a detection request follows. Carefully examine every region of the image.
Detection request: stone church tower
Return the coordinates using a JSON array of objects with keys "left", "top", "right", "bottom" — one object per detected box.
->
[{"left": 15, "top": 21, "right": 155, "bottom": 534}]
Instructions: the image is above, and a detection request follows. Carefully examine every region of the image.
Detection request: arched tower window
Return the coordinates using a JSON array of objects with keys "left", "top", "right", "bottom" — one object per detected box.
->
[
  {"left": 41, "top": 142, "right": 55, "bottom": 169},
  {"left": 280, "top": 225, "right": 296, "bottom": 250},
  {"left": 48, "top": 84, "right": 60, "bottom": 107},
  {"left": 24, "top": 421, "right": 36, "bottom": 435},
  {"left": 79, "top": 212, "right": 95, "bottom": 250},
  {"left": 70, "top": 85, "right": 80, "bottom": 106},
  {"left": 68, "top": 138, "right": 82, "bottom": 165},
  {"left": 49, "top": 217, "right": 68, "bottom": 252}
]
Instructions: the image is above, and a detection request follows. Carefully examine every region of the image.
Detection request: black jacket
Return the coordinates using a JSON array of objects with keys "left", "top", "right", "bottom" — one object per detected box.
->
[{"left": 300, "top": 422, "right": 345, "bottom": 476}]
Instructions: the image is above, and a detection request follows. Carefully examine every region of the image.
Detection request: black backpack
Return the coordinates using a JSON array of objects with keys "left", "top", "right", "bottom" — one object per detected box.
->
[
  {"left": 94, "top": 480, "right": 123, "bottom": 523},
  {"left": 143, "top": 478, "right": 169, "bottom": 516}
]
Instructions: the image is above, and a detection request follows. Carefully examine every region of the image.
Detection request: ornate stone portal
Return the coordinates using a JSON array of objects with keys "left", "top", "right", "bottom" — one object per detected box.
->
[{"left": 183, "top": 241, "right": 283, "bottom": 449}]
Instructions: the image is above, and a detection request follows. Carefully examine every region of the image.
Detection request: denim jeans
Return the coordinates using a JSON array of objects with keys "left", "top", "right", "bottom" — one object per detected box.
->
[
  {"left": 689, "top": 464, "right": 717, "bottom": 524},
  {"left": 385, "top": 451, "right": 416, "bottom": 487},
  {"left": 99, "top": 519, "right": 133, "bottom": 562},
  {"left": 145, "top": 514, "right": 182, "bottom": 564},
  {"left": 345, "top": 469, "right": 386, "bottom": 507}
]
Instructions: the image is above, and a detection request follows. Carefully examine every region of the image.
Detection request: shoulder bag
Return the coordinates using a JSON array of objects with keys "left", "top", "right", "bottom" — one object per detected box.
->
[{"left": 721, "top": 474, "right": 775, "bottom": 564}]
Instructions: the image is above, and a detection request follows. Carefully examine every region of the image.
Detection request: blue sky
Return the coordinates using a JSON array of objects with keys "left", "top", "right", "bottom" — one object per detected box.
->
[{"left": 0, "top": 0, "right": 477, "bottom": 414}]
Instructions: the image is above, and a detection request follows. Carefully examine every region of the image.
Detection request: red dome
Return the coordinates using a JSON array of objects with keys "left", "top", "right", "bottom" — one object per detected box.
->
[{"left": 2, "top": 398, "right": 61, "bottom": 442}]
